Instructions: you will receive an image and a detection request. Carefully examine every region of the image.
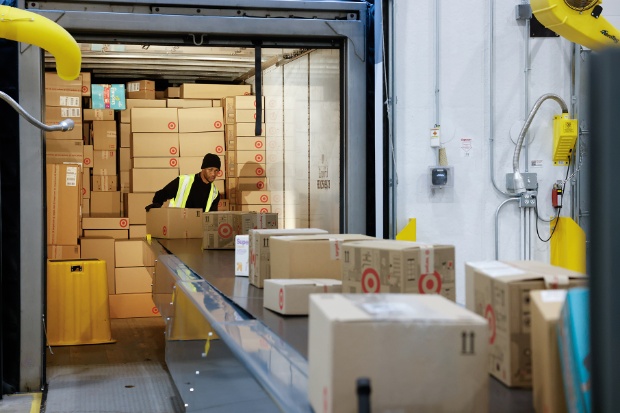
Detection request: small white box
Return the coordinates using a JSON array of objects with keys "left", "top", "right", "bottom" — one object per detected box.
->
[
  {"left": 235, "top": 235, "right": 250, "bottom": 276},
  {"left": 263, "top": 279, "right": 341, "bottom": 315}
]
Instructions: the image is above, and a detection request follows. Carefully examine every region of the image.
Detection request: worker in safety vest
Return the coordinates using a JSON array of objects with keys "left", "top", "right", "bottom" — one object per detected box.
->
[{"left": 145, "top": 153, "right": 221, "bottom": 212}]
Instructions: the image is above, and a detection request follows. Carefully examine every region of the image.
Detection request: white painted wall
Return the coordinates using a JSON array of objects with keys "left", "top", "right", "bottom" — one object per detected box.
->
[{"left": 393, "top": 0, "right": 620, "bottom": 304}]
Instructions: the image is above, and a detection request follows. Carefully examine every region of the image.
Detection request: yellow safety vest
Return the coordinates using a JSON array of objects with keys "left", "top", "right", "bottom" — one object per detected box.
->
[{"left": 169, "top": 174, "right": 218, "bottom": 211}]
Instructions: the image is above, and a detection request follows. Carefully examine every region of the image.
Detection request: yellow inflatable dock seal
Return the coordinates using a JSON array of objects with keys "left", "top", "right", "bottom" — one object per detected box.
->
[{"left": 0, "top": 5, "right": 81, "bottom": 80}]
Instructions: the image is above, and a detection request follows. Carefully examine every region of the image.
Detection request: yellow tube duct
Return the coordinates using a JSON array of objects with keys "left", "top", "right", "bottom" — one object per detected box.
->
[
  {"left": 0, "top": 5, "right": 81, "bottom": 80},
  {"left": 531, "top": 0, "right": 620, "bottom": 50}
]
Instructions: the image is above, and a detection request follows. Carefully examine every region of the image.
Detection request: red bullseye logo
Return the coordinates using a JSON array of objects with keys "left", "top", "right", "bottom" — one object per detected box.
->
[
  {"left": 257, "top": 181, "right": 265, "bottom": 189},
  {"left": 216, "top": 145, "right": 224, "bottom": 153},
  {"left": 254, "top": 100, "right": 257, "bottom": 107},
  {"left": 253, "top": 113, "right": 257, "bottom": 119},
  {"left": 260, "top": 194, "right": 269, "bottom": 203},
  {"left": 168, "top": 122, "right": 176, "bottom": 130},
  {"left": 218, "top": 223, "right": 233, "bottom": 238},
  {"left": 362, "top": 268, "right": 380, "bottom": 293},
  {"left": 214, "top": 121, "right": 222, "bottom": 129},
  {"left": 244, "top": 92, "right": 250, "bottom": 95},
  {"left": 255, "top": 154, "right": 263, "bottom": 162},
  {"left": 278, "top": 288, "right": 284, "bottom": 310},
  {"left": 169, "top": 158, "right": 178, "bottom": 167},
  {"left": 170, "top": 147, "right": 178, "bottom": 155},
  {"left": 418, "top": 271, "right": 442, "bottom": 294},
  {"left": 162, "top": 226, "right": 167, "bottom": 236},
  {"left": 485, "top": 304, "right": 496, "bottom": 344},
  {"left": 82, "top": 86, "right": 88, "bottom": 93},
  {"left": 84, "top": 158, "right": 91, "bottom": 165},
  {"left": 256, "top": 168, "right": 264, "bottom": 176},
  {"left": 119, "top": 219, "right": 128, "bottom": 228},
  {"left": 260, "top": 207, "right": 268, "bottom": 213},
  {"left": 82, "top": 188, "right": 86, "bottom": 195},
  {"left": 217, "top": 170, "right": 223, "bottom": 177},
  {"left": 255, "top": 141, "right": 263, "bottom": 149},
  {"left": 152, "top": 306, "right": 159, "bottom": 314}
]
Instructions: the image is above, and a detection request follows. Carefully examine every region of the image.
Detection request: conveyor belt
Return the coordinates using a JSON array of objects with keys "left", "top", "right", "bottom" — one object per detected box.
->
[{"left": 155, "top": 238, "right": 535, "bottom": 413}]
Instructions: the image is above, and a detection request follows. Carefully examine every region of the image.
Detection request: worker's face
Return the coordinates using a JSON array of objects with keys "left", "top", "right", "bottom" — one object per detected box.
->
[{"left": 202, "top": 167, "right": 219, "bottom": 183}]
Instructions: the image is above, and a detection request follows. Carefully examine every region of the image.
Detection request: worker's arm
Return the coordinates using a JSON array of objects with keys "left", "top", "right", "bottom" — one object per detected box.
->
[{"left": 146, "top": 177, "right": 180, "bottom": 211}]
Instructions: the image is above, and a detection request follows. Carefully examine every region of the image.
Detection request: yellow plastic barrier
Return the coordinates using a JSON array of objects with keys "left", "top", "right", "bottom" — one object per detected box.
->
[
  {"left": 550, "top": 217, "right": 586, "bottom": 274},
  {"left": 0, "top": 5, "right": 81, "bottom": 80}
]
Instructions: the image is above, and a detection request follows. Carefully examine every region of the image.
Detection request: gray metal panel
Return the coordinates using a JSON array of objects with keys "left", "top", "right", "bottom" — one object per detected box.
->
[
  {"left": 17, "top": 44, "right": 45, "bottom": 391},
  {"left": 342, "top": 36, "right": 366, "bottom": 233}
]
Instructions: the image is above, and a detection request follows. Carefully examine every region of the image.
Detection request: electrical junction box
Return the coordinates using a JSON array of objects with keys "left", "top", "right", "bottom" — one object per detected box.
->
[
  {"left": 429, "top": 166, "right": 453, "bottom": 189},
  {"left": 553, "top": 114, "right": 578, "bottom": 166},
  {"left": 506, "top": 172, "right": 538, "bottom": 192}
]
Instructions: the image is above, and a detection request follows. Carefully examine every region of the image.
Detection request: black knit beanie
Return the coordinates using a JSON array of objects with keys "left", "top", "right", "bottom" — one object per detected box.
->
[{"left": 201, "top": 153, "right": 221, "bottom": 170}]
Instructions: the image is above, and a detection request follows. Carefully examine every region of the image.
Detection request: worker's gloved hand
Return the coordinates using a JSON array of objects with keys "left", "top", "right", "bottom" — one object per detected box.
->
[{"left": 145, "top": 203, "right": 162, "bottom": 212}]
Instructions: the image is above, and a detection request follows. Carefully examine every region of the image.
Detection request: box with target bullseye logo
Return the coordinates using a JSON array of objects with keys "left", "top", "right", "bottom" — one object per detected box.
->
[
  {"left": 202, "top": 211, "right": 278, "bottom": 249},
  {"left": 341, "top": 240, "right": 456, "bottom": 301},
  {"left": 146, "top": 207, "right": 203, "bottom": 239},
  {"left": 248, "top": 228, "right": 328, "bottom": 288},
  {"left": 264, "top": 279, "right": 341, "bottom": 315},
  {"left": 308, "top": 294, "right": 489, "bottom": 413},
  {"left": 464, "top": 260, "right": 587, "bottom": 388}
]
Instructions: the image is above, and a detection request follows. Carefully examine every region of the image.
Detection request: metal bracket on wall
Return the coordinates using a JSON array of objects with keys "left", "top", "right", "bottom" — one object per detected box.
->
[{"left": 530, "top": 14, "right": 560, "bottom": 38}]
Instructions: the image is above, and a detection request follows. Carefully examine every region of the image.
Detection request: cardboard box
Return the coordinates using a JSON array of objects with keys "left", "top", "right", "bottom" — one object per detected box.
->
[
  {"left": 92, "top": 150, "right": 117, "bottom": 176},
  {"left": 558, "top": 288, "right": 590, "bottom": 413},
  {"left": 45, "top": 72, "right": 81, "bottom": 107},
  {"left": 270, "top": 234, "right": 375, "bottom": 281},
  {"left": 231, "top": 150, "right": 265, "bottom": 165},
  {"left": 120, "top": 99, "right": 167, "bottom": 123},
  {"left": 131, "top": 108, "right": 178, "bottom": 133},
  {"left": 234, "top": 136, "right": 266, "bottom": 151},
  {"left": 83, "top": 109, "right": 114, "bottom": 121},
  {"left": 82, "top": 170, "right": 90, "bottom": 199},
  {"left": 92, "top": 176, "right": 118, "bottom": 192},
  {"left": 119, "top": 123, "right": 131, "bottom": 147},
  {"left": 82, "top": 198, "right": 90, "bottom": 216},
  {"left": 46, "top": 164, "right": 81, "bottom": 245},
  {"left": 92, "top": 120, "right": 117, "bottom": 150},
  {"left": 308, "top": 294, "right": 489, "bottom": 413},
  {"left": 341, "top": 240, "right": 456, "bottom": 300},
  {"left": 201, "top": 212, "right": 278, "bottom": 250},
  {"left": 531, "top": 290, "right": 569, "bottom": 413},
  {"left": 126, "top": 80, "right": 155, "bottom": 99},
  {"left": 47, "top": 245, "right": 81, "bottom": 260},
  {"left": 178, "top": 132, "right": 225, "bottom": 157},
  {"left": 82, "top": 217, "right": 129, "bottom": 230},
  {"left": 264, "top": 279, "right": 341, "bottom": 315},
  {"left": 131, "top": 168, "right": 178, "bottom": 193},
  {"left": 146, "top": 208, "right": 203, "bottom": 239},
  {"left": 180, "top": 83, "right": 251, "bottom": 99},
  {"left": 115, "top": 266, "right": 153, "bottom": 294},
  {"left": 46, "top": 139, "right": 84, "bottom": 165},
  {"left": 92, "top": 84, "right": 126, "bottom": 110},
  {"left": 177, "top": 107, "right": 224, "bottom": 133},
  {"left": 222, "top": 96, "right": 265, "bottom": 123},
  {"left": 225, "top": 123, "right": 265, "bottom": 141},
  {"left": 129, "top": 225, "right": 147, "bottom": 239},
  {"left": 123, "top": 192, "right": 155, "bottom": 225},
  {"left": 109, "top": 293, "right": 159, "bottom": 318},
  {"left": 83, "top": 229, "right": 128, "bottom": 239},
  {"left": 248, "top": 228, "right": 329, "bottom": 288},
  {"left": 179, "top": 156, "right": 225, "bottom": 177},
  {"left": 165, "top": 87, "right": 181, "bottom": 98},
  {"left": 44, "top": 106, "right": 82, "bottom": 140},
  {"left": 235, "top": 235, "right": 250, "bottom": 276},
  {"left": 120, "top": 171, "right": 130, "bottom": 193},
  {"left": 217, "top": 199, "right": 229, "bottom": 211},
  {"left": 465, "top": 261, "right": 588, "bottom": 387},
  {"left": 235, "top": 109, "right": 264, "bottom": 123},
  {"left": 238, "top": 190, "right": 270, "bottom": 205},
  {"left": 90, "top": 191, "right": 120, "bottom": 216},
  {"left": 131, "top": 133, "right": 180, "bottom": 157},
  {"left": 132, "top": 157, "right": 180, "bottom": 169},
  {"left": 166, "top": 99, "right": 212, "bottom": 108},
  {"left": 80, "top": 237, "right": 116, "bottom": 293},
  {"left": 237, "top": 205, "right": 271, "bottom": 213},
  {"left": 83, "top": 145, "right": 93, "bottom": 169},
  {"left": 81, "top": 72, "right": 91, "bottom": 96},
  {"left": 115, "top": 239, "right": 147, "bottom": 267},
  {"left": 229, "top": 162, "right": 266, "bottom": 178},
  {"left": 119, "top": 147, "right": 131, "bottom": 172}
]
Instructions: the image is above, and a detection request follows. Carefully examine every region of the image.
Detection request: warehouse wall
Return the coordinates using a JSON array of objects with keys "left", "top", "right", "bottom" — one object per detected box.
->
[{"left": 393, "top": 0, "right": 620, "bottom": 304}]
